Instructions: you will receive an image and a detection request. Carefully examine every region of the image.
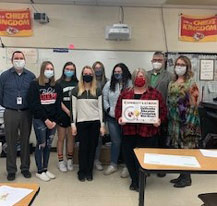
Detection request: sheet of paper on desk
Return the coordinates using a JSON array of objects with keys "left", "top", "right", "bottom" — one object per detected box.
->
[
  {"left": 200, "top": 149, "right": 217, "bottom": 157},
  {"left": 0, "top": 185, "right": 33, "bottom": 206},
  {"left": 144, "top": 153, "right": 201, "bottom": 168}
]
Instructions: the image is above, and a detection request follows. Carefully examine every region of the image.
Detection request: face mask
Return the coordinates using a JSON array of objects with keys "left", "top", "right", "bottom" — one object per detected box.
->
[
  {"left": 13, "top": 59, "right": 25, "bottom": 70},
  {"left": 134, "top": 77, "right": 146, "bottom": 87},
  {"left": 152, "top": 62, "right": 162, "bottom": 70},
  {"left": 64, "top": 70, "right": 74, "bottom": 78},
  {"left": 44, "top": 70, "right": 54, "bottom": 79},
  {"left": 114, "top": 73, "right": 122, "bottom": 80},
  {"left": 95, "top": 70, "right": 102, "bottom": 77},
  {"left": 83, "top": 75, "right": 93, "bottom": 83},
  {"left": 175, "top": 66, "right": 187, "bottom": 77}
]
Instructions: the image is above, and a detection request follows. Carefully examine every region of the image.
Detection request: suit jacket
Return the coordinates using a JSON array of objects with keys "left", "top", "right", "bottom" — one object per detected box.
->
[{"left": 147, "top": 69, "right": 173, "bottom": 101}]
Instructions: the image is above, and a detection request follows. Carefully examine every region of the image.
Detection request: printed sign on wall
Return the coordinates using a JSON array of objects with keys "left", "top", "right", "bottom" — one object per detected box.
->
[
  {"left": 0, "top": 9, "right": 32, "bottom": 37},
  {"left": 179, "top": 14, "right": 217, "bottom": 42}
]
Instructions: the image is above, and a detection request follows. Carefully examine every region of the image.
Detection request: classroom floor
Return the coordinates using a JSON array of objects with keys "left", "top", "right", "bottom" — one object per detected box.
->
[{"left": 0, "top": 152, "right": 216, "bottom": 206}]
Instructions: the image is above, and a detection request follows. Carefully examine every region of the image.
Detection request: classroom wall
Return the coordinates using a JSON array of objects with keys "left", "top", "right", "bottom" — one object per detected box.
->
[
  {"left": 0, "top": 3, "right": 217, "bottom": 52},
  {"left": 1, "top": 2, "right": 217, "bottom": 146}
]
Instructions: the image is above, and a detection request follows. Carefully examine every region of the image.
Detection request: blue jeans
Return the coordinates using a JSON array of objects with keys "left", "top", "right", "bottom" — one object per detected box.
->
[
  {"left": 33, "top": 119, "right": 56, "bottom": 173},
  {"left": 107, "top": 116, "right": 122, "bottom": 166}
]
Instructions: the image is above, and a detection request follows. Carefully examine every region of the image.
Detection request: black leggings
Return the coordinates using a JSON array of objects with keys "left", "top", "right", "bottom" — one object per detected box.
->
[{"left": 77, "top": 120, "right": 100, "bottom": 177}]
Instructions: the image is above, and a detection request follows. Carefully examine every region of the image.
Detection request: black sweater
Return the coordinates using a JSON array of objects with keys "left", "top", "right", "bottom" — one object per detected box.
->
[{"left": 27, "top": 80, "right": 62, "bottom": 122}]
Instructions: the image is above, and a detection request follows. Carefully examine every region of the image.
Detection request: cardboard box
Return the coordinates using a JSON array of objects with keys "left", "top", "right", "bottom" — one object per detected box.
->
[{"left": 73, "top": 144, "right": 110, "bottom": 165}]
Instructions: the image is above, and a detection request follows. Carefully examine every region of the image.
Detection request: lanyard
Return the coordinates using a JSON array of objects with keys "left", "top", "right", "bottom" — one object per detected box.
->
[{"left": 14, "top": 72, "right": 25, "bottom": 96}]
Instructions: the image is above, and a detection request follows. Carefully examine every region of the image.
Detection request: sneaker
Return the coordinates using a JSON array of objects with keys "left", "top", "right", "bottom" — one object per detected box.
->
[
  {"left": 36, "top": 172, "right": 50, "bottom": 182},
  {"left": 45, "top": 171, "right": 56, "bottom": 179},
  {"left": 121, "top": 167, "right": 129, "bottom": 178},
  {"left": 58, "top": 161, "right": 67, "bottom": 172},
  {"left": 104, "top": 165, "right": 117, "bottom": 175},
  {"left": 95, "top": 160, "right": 103, "bottom": 171},
  {"left": 67, "top": 159, "right": 73, "bottom": 171}
]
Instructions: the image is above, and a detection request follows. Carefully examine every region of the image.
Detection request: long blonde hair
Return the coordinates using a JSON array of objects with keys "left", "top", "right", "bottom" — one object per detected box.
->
[
  {"left": 37, "top": 61, "right": 55, "bottom": 86},
  {"left": 78, "top": 66, "right": 97, "bottom": 96}
]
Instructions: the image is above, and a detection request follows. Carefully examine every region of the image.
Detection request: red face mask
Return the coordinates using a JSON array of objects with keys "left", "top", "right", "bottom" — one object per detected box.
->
[{"left": 134, "top": 77, "right": 146, "bottom": 87}]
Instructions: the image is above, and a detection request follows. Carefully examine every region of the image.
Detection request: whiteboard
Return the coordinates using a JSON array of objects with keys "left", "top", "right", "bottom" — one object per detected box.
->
[{"left": 0, "top": 48, "right": 154, "bottom": 79}]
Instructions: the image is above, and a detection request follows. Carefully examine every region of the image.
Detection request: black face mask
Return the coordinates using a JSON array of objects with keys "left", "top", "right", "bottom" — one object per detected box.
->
[{"left": 83, "top": 75, "right": 93, "bottom": 83}]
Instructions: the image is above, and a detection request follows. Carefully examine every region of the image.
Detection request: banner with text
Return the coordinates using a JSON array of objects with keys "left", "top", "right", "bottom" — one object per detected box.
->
[
  {"left": 122, "top": 99, "right": 159, "bottom": 124},
  {"left": 179, "top": 15, "right": 217, "bottom": 42},
  {"left": 0, "top": 9, "right": 32, "bottom": 37}
]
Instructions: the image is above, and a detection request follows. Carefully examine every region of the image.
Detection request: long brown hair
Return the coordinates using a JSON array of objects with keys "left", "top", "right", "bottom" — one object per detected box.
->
[
  {"left": 110, "top": 63, "right": 131, "bottom": 92},
  {"left": 92, "top": 61, "right": 107, "bottom": 88},
  {"left": 78, "top": 66, "right": 97, "bottom": 96},
  {"left": 37, "top": 61, "right": 55, "bottom": 86},
  {"left": 174, "top": 56, "right": 193, "bottom": 81}
]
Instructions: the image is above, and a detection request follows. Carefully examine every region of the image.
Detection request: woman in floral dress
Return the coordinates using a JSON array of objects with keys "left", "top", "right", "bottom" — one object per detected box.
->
[{"left": 167, "top": 55, "right": 201, "bottom": 188}]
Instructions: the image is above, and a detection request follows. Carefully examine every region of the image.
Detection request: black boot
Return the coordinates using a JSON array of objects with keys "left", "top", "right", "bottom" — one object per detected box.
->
[
  {"left": 173, "top": 174, "right": 192, "bottom": 188},
  {"left": 170, "top": 174, "right": 182, "bottom": 184}
]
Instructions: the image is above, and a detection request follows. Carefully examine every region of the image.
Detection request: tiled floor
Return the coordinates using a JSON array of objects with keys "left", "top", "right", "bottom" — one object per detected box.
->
[{"left": 0, "top": 152, "right": 216, "bottom": 206}]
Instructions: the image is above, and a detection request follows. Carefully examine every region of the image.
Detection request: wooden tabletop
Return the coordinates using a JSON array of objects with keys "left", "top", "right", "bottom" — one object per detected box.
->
[
  {"left": 134, "top": 148, "right": 217, "bottom": 172},
  {"left": 0, "top": 183, "right": 40, "bottom": 206}
]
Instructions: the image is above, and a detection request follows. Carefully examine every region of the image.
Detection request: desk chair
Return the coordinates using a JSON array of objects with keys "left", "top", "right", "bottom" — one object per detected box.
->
[{"left": 198, "top": 193, "right": 217, "bottom": 206}]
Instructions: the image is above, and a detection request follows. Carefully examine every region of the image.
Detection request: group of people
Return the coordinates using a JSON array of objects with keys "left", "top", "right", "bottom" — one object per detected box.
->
[{"left": 0, "top": 50, "right": 201, "bottom": 191}]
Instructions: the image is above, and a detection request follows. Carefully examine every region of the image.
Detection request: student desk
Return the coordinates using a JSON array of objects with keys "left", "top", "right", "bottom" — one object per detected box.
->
[
  {"left": 134, "top": 148, "right": 217, "bottom": 206},
  {"left": 0, "top": 183, "right": 40, "bottom": 206}
]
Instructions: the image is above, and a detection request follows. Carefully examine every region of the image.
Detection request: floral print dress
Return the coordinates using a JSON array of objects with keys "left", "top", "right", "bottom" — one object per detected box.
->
[{"left": 167, "top": 79, "right": 201, "bottom": 149}]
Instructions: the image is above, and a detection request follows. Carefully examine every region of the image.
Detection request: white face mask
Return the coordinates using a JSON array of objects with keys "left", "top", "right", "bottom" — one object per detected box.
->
[
  {"left": 152, "top": 62, "right": 162, "bottom": 70},
  {"left": 13, "top": 59, "right": 25, "bottom": 70},
  {"left": 44, "top": 70, "right": 54, "bottom": 79},
  {"left": 175, "top": 66, "right": 187, "bottom": 77}
]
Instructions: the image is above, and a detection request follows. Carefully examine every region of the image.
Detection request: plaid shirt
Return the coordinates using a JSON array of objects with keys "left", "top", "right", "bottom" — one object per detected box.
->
[{"left": 115, "top": 87, "right": 167, "bottom": 137}]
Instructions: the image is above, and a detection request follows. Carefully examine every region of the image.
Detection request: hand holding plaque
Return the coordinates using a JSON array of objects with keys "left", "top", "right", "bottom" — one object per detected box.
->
[{"left": 122, "top": 99, "right": 159, "bottom": 124}]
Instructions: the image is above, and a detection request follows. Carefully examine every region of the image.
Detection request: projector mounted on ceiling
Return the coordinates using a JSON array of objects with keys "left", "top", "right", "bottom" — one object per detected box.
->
[{"left": 105, "top": 24, "right": 131, "bottom": 41}]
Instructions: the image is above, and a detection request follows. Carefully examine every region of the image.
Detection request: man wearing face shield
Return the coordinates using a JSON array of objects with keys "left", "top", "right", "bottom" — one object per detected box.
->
[
  {"left": 0, "top": 51, "right": 35, "bottom": 181},
  {"left": 147, "top": 51, "right": 173, "bottom": 177}
]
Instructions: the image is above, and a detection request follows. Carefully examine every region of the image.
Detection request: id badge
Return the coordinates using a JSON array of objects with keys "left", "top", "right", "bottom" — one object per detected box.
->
[{"left": 17, "top": 97, "right": 22, "bottom": 105}]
